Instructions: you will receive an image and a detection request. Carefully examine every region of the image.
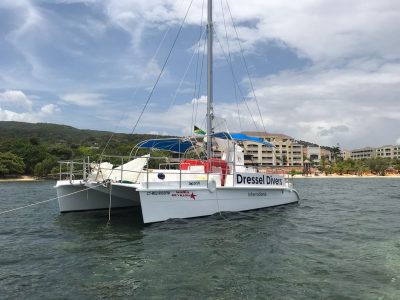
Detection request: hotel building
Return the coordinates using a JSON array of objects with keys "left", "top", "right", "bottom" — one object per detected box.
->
[
  {"left": 241, "top": 131, "right": 304, "bottom": 166},
  {"left": 375, "top": 145, "right": 400, "bottom": 159},
  {"left": 227, "top": 131, "right": 399, "bottom": 165},
  {"left": 350, "top": 145, "right": 400, "bottom": 160},
  {"left": 350, "top": 147, "right": 376, "bottom": 160}
]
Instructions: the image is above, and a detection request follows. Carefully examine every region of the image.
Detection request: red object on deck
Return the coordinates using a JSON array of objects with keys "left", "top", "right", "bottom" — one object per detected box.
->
[
  {"left": 180, "top": 158, "right": 229, "bottom": 186},
  {"left": 180, "top": 159, "right": 205, "bottom": 170},
  {"left": 205, "top": 158, "right": 229, "bottom": 186}
]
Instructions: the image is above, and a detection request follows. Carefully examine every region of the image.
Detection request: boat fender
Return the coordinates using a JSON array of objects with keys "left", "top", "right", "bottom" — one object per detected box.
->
[
  {"left": 157, "top": 173, "right": 165, "bottom": 180},
  {"left": 208, "top": 179, "right": 216, "bottom": 192}
]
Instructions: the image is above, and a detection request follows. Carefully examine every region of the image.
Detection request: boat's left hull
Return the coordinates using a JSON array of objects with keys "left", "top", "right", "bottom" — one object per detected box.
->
[
  {"left": 138, "top": 186, "right": 299, "bottom": 223},
  {"left": 56, "top": 180, "right": 139, "bottom": 212}
]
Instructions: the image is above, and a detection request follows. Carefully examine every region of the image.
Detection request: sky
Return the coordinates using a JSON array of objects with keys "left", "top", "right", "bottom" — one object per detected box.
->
[{"left": 1, "top": 0, "right": 400, "bottom": 149}]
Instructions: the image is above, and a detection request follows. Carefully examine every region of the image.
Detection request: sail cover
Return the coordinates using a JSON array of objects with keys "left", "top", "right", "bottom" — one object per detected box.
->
[
  {"left": 137, "top": 138, "right": 195, "bottom": 153},
  {"left": 211, "top": 132, "right": 275, "bottom": 147}
]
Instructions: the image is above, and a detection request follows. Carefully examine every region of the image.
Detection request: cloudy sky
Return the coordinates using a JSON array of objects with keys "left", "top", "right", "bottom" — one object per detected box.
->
[{"left": 1, "top": 0, "right": 399, "bottom": 149}]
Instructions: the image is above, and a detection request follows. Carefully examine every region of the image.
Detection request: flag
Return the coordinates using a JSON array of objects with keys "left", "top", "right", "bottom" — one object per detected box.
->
[{"left": 194, "top": 125, "right": 206, "bottom": 135}]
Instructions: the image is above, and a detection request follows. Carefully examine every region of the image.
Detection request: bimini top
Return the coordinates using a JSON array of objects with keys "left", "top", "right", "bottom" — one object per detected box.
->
[
  {"left": 136, "top": 132, "right": 273, "bottom": 153},
  {"left": 136, "top": 138, "right": 195, "bottom": 153},
  {"left": 211, "top": 132, "right": 275, "bottom": 147}
]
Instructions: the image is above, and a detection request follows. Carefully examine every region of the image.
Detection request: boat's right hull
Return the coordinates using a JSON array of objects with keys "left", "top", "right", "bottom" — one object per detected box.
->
[{"left": 138, "top": 185, "right": 299, "bottom": 223}]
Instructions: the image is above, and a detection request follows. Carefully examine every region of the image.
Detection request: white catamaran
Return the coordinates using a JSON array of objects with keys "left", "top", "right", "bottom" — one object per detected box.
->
[{"left": 55, "top": 0, "right": 300, "bottom": 223}]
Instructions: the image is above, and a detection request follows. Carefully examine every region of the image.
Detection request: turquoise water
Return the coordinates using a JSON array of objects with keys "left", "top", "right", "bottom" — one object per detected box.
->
[{"left": 0, "top": 179, "right": 399, "bottom": 299}]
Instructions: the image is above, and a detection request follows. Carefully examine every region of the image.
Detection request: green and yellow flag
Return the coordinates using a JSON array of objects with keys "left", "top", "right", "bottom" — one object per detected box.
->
[{"left": 194, "top": 125, "right": 206, "bottom": 135}]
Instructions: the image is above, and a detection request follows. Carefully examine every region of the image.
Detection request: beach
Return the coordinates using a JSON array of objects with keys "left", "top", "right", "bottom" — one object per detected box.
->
[{"left": 0, "top": 176, "right": 38, "bottom": 182}]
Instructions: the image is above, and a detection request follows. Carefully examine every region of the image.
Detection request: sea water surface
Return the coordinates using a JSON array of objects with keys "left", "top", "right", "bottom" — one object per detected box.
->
[{"left": 0, "top": 179, "right": 399, "bottom": 299}]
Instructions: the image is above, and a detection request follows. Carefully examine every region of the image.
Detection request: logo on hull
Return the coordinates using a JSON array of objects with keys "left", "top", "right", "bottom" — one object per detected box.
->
[{"left": 172, "top": 190, "right": 197, "bottom": 200}]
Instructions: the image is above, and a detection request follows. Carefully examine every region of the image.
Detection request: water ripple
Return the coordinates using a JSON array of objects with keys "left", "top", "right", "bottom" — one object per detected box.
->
[{"left": 1, "top": 179, "right": 400, "bottom": 299}]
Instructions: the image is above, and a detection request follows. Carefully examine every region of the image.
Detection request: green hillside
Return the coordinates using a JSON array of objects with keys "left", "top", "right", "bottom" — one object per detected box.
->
[
  {"left": 0, "top": 121, "right": 164, "bottom": 177},
  {"left": 0, "top": 121, "right": 156, "bottom": 146}
]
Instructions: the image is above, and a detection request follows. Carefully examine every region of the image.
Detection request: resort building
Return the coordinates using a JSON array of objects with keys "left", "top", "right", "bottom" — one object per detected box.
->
[
  {"left": 375, "top": 145, "right": 400, "bottom": 159},
  {"left": 232, "top": 131, "right": 399, "bottom": 165},
  {"left": 349, "top": 145, "right": 400, "bottom": 160},
  {"left": 340, "top": 149, "right": 352, "bottom": 160},
  {"left": 241, "top": 131, "right": 304, "bottom": 166},
  {"left": 350, "top": 147, "right": 376, "bottom": 160}
]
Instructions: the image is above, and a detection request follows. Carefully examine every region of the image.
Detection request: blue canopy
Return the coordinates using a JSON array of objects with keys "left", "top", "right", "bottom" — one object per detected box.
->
[
  {"left": 137, "top": 138, "right": 195, "bottom": 153},
  {"left": 211, "top": 132, "right": 275, "bottom": 147}
]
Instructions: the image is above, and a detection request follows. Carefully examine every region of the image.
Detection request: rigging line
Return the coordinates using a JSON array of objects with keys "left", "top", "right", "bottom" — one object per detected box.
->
[
  {"left": 225, "top": 0, "right": 267, "bottom": 133},
  {"left": 194, "top": 31, "right": 208, "bottom": 128},
  {"left": 190, "top": 90, "right": 197, "bottom": 134},
  {"left": 107, "top": 183, "right": 112, "bottom": 225},
  {"left": 129, "top": 0, "right": 195, "bottom": 135},
  {"left": 220, "top": 0, "right": 242, "bottom": 131},
  {"left": 233, "top": 77, "right": 242, "bottom": 130},
  {"left": 0, "top": 182, "right": 105, "bottom": 215},
  {"left": 169, "top": 28, "right": 206, "bottom": 110},
  {"left": 99, "top": 26, "right": 173, "bottom": 160},
  {"left": 213, "top": 29, "right": 259, "bottom": 130},
  {"left": 191, "top": 0, "right": 206, "bottom": 134}
]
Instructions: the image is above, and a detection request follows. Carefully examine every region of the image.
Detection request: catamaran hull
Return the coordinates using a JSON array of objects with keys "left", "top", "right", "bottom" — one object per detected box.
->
[
  {"left": 56, "top": 180, "right": 139, "bottom": 212},
  {"left": 138, "top": 186, "right": 300, "bottom": 223}
]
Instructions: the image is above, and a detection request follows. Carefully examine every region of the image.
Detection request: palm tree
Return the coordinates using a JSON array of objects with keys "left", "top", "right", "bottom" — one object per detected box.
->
[{"left": 330, "top": 144, "right": 341, "bottom": 162}]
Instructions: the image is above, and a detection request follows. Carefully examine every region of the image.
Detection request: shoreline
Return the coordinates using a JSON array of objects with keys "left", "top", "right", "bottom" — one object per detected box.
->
[{"left": 0, "top": 176, "right": 40, "bottom": 182}]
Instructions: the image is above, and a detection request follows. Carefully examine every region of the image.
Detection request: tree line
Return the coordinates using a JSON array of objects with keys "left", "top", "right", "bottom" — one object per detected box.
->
[
  {"left": 0, "top": 136, "right": 162, "bottom": 178},
  {"left": 317, "top": 156, "right": 400, "bottom": 176},
  {"left": 0, "top": 138, "right": 97, "bottom": 178},
  {"left": 299, "top": 145, "right": 400, "bottom": 176}
]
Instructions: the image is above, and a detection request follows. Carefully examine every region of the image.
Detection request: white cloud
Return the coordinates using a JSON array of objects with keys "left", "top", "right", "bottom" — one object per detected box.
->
[
  {"left": 191, "top": 95, "right": 207, "bottom": 104},
  {"left": 0, "top": 108, "right": 37, "bottom": 122},
  {"left": 121, "top": 98, "right": 206, "bottom": 136},
  {"left": 246, "top": 61, "right": 400, "bottom": 147},
  {"left": 396, "top": 138, "right": 400, "bottom": 145},
  {"left": 49, "top": 0, "right": 98, "bottom": 3},
  {"left": 120, "top": 58, "right": 400, "bottom": 148},
  {"left": 60, "top": 93, "right": 106, "bottom": 107},
  {"left": 142, "top": 59, "right": 163, "bottom": 81},
  {"left": 0, "top": 103, "right": 59, "bottom": 122},
  {"left": 2, "top": 0, "right": 49, "bottom": 80},
  {"left": 0, "top": 89, "right": 59, "bottom": 122},
  {"left": 149, "top": 130, "right": 169, "bottom": 136},
  {"left": 0, "top": 90, "right": 33, "bottom": 110},
  {"left": 40, "top": 104, "right": 59, "bottom": 115},
  {"left": 101, "top": 0, "right": 400, "bottom": 64},
  {"left": 221, "top": 1, "right": 400, "bottom": 63},
  {"left": 105, "top": 1, "right": 192, "bottom": 31}
]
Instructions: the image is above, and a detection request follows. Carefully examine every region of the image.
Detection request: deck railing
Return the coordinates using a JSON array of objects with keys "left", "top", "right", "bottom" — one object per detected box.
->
[
  {"left": 58, "top": 158, "right": 89, "bottom": 182},
  {"left": 58, "top": 155, "right": 293, "bottom": 188}
]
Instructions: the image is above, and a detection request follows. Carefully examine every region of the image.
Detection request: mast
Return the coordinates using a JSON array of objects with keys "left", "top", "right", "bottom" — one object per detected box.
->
[{"left": 206, "top": 0, "right": 213, "bottom": 159}]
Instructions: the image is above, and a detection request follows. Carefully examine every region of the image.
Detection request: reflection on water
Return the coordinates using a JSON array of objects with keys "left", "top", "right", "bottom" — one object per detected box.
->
[{"left": 55, "top": 207, "right": 144, "bottom": 236}]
